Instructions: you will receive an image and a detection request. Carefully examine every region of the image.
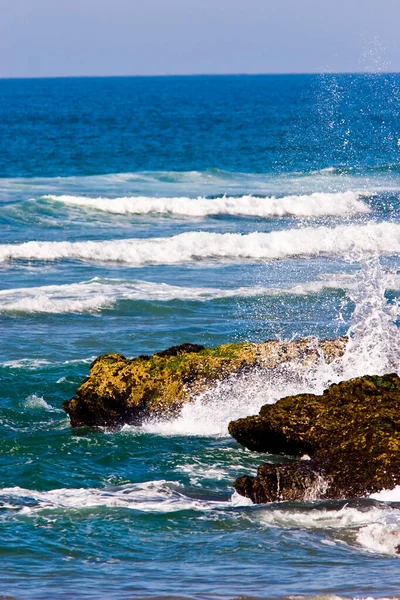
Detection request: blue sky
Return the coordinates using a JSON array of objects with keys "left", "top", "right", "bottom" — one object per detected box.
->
[{"left": 1, "top": 0, "right": 399, "bottom": 77}]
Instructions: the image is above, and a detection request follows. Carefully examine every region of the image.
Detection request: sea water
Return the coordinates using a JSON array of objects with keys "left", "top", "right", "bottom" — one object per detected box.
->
[{"left": 0, "top": 74, "right": 400, "bottom": 599}]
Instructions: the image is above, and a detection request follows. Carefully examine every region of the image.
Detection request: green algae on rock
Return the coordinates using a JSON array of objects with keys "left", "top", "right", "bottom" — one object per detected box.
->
[
  {"left": 62, "top": 338, "right": 345, "bottom": 428},
  {"left": 230, "top": 373, "right": 400, "bottom": 503}
]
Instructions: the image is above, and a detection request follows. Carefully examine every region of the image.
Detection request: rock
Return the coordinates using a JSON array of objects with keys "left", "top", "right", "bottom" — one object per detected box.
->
[
  {"left": 155, "top": 343, "right": 205, "bottom": 358},
  {"left": 228, "top": 413, "right": 311, "bottom": 455},
  {"left": 229, "top": 374, "right": 400, "bottom": 502},
  {"left": 63, "top": 337, "right": 345, "bottom": 427},
  {"left": 235, "top": 462, "right": 328, "bottom": 503}
]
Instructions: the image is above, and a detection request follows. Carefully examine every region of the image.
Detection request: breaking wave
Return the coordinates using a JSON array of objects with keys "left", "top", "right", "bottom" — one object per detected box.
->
[
  {"left": 1, "top": 484, "right": 398, "bottom": 556},
  {"left": 42, "top": 191, "right": 370, "bottom": 218},
  {"left": 0, "top": 276, "right": 361, "bottom": 314},
  {"left": 143, "top": 257, "right": 400, "bottom": 436},
  {"left": 0, "top": 481, "right": 227, "bottom": 514},
  {"left": 1, "top": 222, "right": 400, "bottom": 265},
  {"left": 254, "top": 503, "right": 400, "bottom": 557}
]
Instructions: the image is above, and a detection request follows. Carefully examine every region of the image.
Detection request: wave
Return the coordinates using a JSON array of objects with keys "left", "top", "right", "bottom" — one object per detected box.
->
[
  {"left": 356, "top": 521, "right": 400, "bottom": 555},
  {"left": 142, "top": 258, "right": 400, "bottom": 437},
  {"left": 253, "top": 503, "right": 400, "bottom": 556},
  {"left": 0, "top": 484, "right": 398, "bottom": 556},
  {"left": 1, "top": 166, "right": 399, "bottom": 188},
  {"left": 1, "top": 168, "right": 400, "bottom": 208},
  {"left": 0, "top": 481, "right": 228, "bottom": 514},
  {"left": 0, "top": 356, "right": 96, "bottom": 371},
  {"left": 23, "top": 394, "right": 61, "bottom": 412},
  {"left": 1, "top": 223, "right": 400, "bottom": 266},
  {"left": 42, "top": 191, "right": 370, "bottom": 218},
  {"left": 370, "top": 486, "right": 400, "bottom": 502},
  {"left": 0, "top": 277, "right": 358, "bottom": 314}
]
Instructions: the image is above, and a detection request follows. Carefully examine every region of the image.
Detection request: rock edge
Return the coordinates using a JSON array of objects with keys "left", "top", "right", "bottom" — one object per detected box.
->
[
  {"left": 229, "top": 373, "right": 400, "bottom": 502},
  {"left": 63, "top": 338, "right": 345, "bottom": 427}
]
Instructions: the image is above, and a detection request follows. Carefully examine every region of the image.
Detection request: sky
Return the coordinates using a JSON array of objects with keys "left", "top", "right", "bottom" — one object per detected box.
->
[{"left": 1, "top": 0, "right": 400, "bottom": 78}]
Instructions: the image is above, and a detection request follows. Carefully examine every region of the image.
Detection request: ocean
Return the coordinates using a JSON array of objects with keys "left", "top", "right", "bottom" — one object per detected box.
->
[{"left": 0, "top": 74, "right": 400, "bottom": 599}]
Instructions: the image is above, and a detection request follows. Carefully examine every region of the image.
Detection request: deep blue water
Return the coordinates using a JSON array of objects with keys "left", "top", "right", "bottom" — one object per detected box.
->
[
  {"left": 1, "top": 74, "right": 400, "bottom": 177},
  {"left": 0, "top": 74, "right": 400, "bottom": 600}
]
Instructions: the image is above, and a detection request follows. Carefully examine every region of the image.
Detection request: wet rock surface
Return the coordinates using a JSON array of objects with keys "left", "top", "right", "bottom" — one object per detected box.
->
[
  {"left": 63, "top": 338, "right": 345, "bottom": 427},
  {"left": 230, "top": 373, "right": 400, "bottom": 502},
  {"left": 235, "top": 462, "right": 327, "bottom": 503}
]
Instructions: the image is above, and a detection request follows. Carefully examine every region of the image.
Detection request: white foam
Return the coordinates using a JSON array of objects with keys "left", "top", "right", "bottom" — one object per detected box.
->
[
  {"left": 43, "top": 191, "right": 370, "bottom": 218},
  {"left": 255, "top": 504, "right": 400, "bottom": 556},
  {"left": 370, "top": 486, "right": 400, "bottom": 502},
  {"left": 314, "top": 167, "right": 338, "bottom": 174},
  {"left": 256, "top": 505, "right": 394, "bottom": 530},
  {"left": 23, "top": 394, "right": 59, "bottom": 412},
  {"left": 144, "top": 257, "right": 400, "bottom": 436},
  {"left": 0, "top": 276, "right": 361, "bottom": 314},
  {"left": 356, "top": 522, "right": 400, "bottom": 555},
  {"left": 0, "top": 356, "right": 96, "bottom": 370},
  {"left": 3, "top": 170, "right": 400, "bottom": 213},
  {"left": 0, "top": 482, "right": 228, "bottom": 514},
  {"left": 338, "top": 256, "right": 400, "bottom": 377},
  {"left": 142, "top": 369, "right": 282, "bottom": 437},
  {"left": 0, "top": 358, "right": 52, "bottom": 370},
  {"left": 0, "top": 286, "right": 111, "bottom": 314},
  {"left": 230, "top": 491, "right": 254, "bottom": 506},
  {"left": 177, "top": 463, "right": 232, "bottom": 483},
  {"left": 1, "top": 222, "right": 400, "bottom": 266}
]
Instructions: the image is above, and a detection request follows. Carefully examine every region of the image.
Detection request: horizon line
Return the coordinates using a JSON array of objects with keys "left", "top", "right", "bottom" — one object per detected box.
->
[{"left": 1, "top": 70, "right": 399, "bottom": 81}]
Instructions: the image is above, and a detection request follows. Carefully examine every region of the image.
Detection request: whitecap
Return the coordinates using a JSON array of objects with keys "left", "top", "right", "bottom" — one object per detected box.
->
[
  {"left": 42, "top": 191, "right": 370, "bottom": 218},
  {"left": 253, "top": 503, "right": 400, "bottom": 557},
  {"left": 0, "top": 358, "right": 52, "bottom": 370},
  {"left": 370, "top": 486, "right": 400, "bottom": 502},
  {"left": 0, "top": 276, "right": 359, "bottom": 315},
  {"left": 1, "top": 222, "right": 400, "bottom": 266},
  {"left": 0, "top": 482, "right": 229, "bottom": 514},
  {"left": 356, "top": 521, "right": 400, "bottom": 555},
  {"left": 142, "top": 257, "right": 400, "bottom": 436},
  {"left": 23, "top": 394, "right": 60, "bottom": 412}
]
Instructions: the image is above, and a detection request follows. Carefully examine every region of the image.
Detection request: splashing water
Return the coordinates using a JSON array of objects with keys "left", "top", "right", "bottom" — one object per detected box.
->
[
  {"left": 144, "top": 256, "right": 400, "bottom": 436},
  {"left": 339, "top": 255, "right": 400, "bottom": 377}
]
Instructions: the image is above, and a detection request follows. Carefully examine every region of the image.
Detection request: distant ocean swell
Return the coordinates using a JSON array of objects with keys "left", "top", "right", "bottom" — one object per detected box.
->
[{"left": 1, "top": 164, "right": 400, "bottom": 187}]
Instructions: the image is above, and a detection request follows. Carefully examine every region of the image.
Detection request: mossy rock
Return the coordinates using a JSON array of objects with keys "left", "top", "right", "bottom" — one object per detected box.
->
[
  {"left": 63, "top": 338, "right": 345, "bottom": 427},
  {"left": 229, "top": 373, "right": 400, "bottom": 502}
]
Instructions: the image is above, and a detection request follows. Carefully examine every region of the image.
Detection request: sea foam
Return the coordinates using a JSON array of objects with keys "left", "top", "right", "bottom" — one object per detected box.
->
[
  {"left": 0, "top": 276, "right": 364, "bottom": 314},
  {"left": 1, "top": 222, "right": 399, "bottom": 265},
  {"left": 0, "top": 481, "right": 228, "bottom": 514},
  {"left": 254, "top": 503, "right": 400, "bottom": 556},
  {"left": 42, "top": 191, "right": 370, "bottom": 218},
  {"left": 143, "top": 257, "right": 400, "bottom": 436}
]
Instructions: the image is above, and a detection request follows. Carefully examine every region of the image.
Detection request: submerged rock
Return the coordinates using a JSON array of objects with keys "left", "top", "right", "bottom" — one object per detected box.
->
[
  {"left": 63, "top": 338, "right": 345, "bottom": 427},
  {"left": 229, "top": 373, "right": 400, "bottom": 502}
]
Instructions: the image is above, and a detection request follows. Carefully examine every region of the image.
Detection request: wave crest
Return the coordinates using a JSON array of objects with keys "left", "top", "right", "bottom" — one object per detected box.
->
[
  {"left": 1, "top": 223, "right": 399, "bottom": 266},
  {"left": 0, "top": 277, "right": 357, "bottom": 314},
  {"left": 42, "top": 191, "right": 370, "bottom": 218}
]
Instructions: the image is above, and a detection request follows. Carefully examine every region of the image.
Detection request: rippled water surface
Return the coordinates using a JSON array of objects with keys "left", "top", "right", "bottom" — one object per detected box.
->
[{"left": 0, "top": 74, "right": 400, "bottom": 600}]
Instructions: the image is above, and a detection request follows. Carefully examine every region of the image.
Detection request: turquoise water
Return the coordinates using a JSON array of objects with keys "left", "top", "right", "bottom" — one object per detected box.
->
[{"left": 1, "top": 74, "right": 400, "bottom": 599}]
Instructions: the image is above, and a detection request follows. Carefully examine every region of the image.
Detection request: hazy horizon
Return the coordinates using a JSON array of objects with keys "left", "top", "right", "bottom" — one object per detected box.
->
[
  {"left": 2, "top": 71, "right": 400, "bottom": 81},
  {"left": 1, "top": 0, "right": 400, "bottom": 78}
]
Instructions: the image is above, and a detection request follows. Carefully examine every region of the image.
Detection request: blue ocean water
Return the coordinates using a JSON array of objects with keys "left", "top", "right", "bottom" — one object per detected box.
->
[{"left": 1, "top": 74, "right": 400, "bottom": 600}]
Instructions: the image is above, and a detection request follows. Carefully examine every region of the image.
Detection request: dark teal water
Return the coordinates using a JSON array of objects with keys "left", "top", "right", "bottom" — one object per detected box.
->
[{"left": 0, "top": 74, "right": 400, "bottom": 600}]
